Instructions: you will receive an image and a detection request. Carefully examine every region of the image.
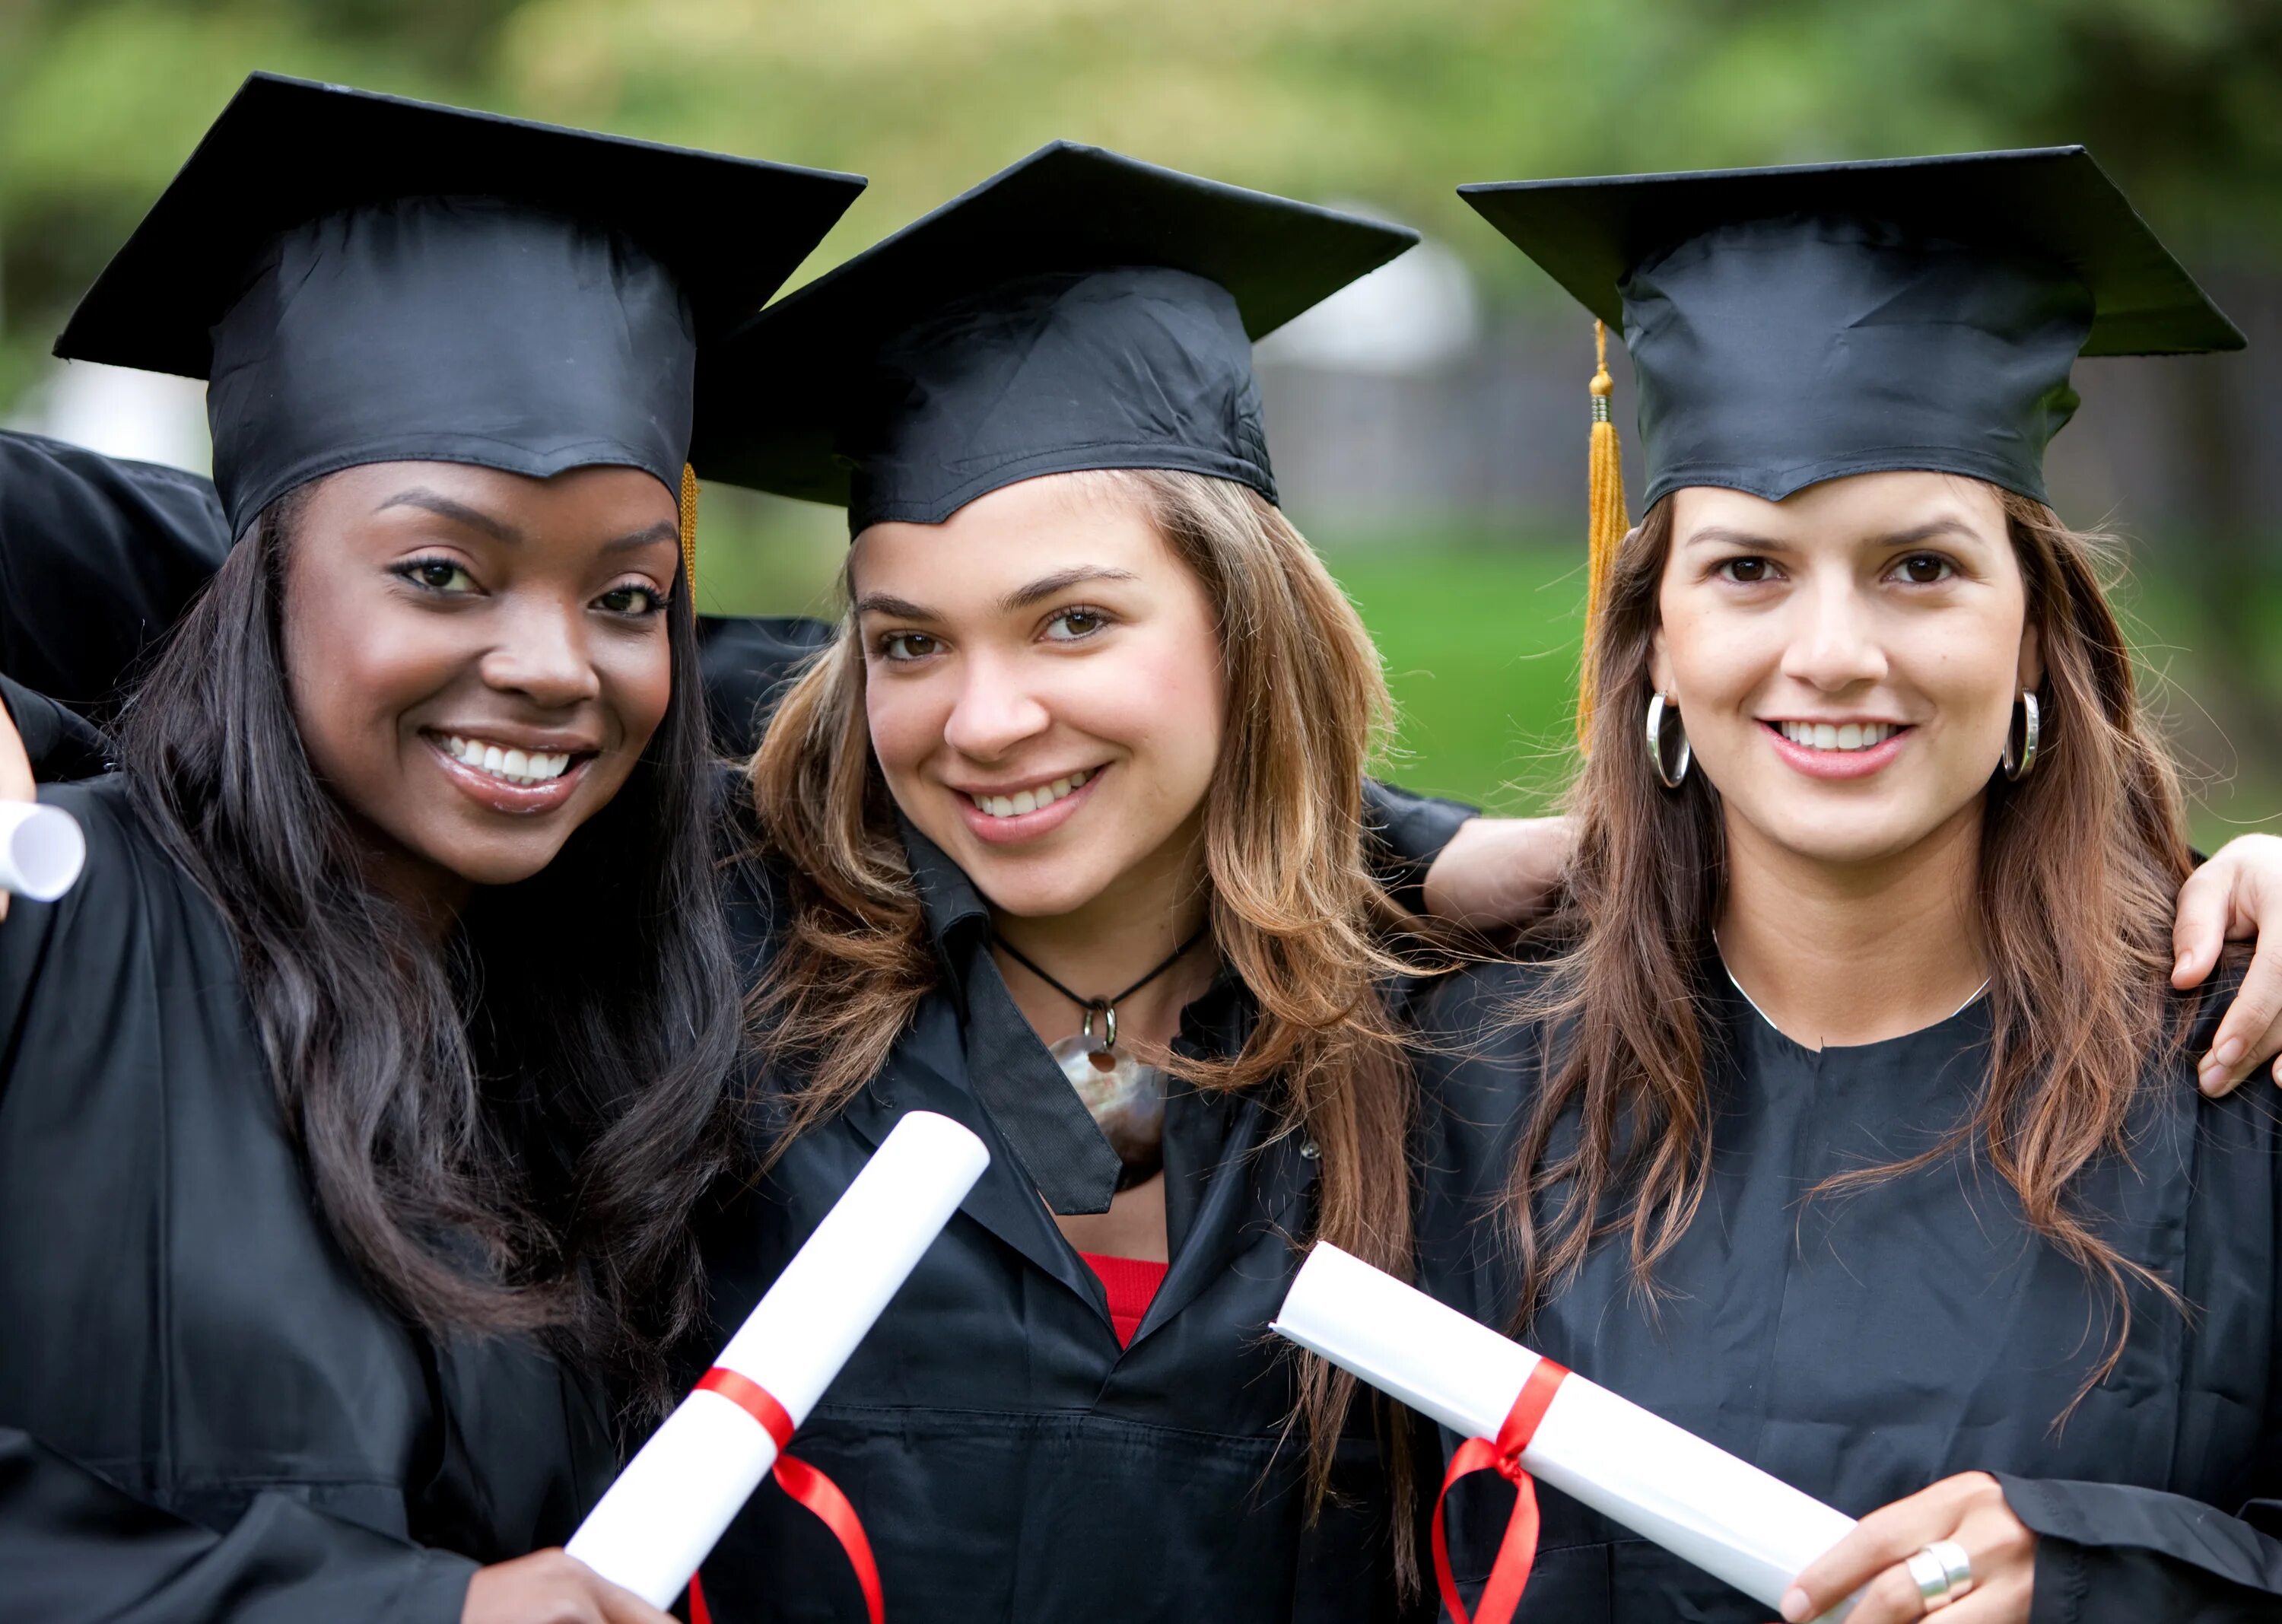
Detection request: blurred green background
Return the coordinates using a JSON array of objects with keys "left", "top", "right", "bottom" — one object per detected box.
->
[{"left": 4, "top": 0, "right": 2278, "bottom": 839}]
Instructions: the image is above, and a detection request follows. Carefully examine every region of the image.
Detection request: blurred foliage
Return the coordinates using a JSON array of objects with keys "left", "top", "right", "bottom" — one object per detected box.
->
[
  {"left": 3, "top": 0, "right": 2277, "bottom": 838},
  {"left": 5, "top": 0, "right": 2281, "bottom": 398}
]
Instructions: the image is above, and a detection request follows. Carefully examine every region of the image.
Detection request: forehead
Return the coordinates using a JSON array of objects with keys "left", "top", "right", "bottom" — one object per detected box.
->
[
  {"left": 849, "top": 472, "right": 1172, "bottom": 600},
  {"left": 1670, "top": 471, "right": 2010, "bottom": 543}
]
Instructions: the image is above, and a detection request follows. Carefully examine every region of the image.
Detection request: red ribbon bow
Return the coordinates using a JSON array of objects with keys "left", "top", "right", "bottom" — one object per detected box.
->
[
  {"left": 1431, "top": 1357, "right": 1570, "bottom": 1624},
  {"left": 685, "top": 1366, "right": 884, "bottom": 1624}
]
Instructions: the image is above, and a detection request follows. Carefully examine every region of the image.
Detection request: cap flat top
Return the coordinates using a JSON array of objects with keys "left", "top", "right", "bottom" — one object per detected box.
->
[
  {"left": 691, "top": 141, "right": 1419, "bottom": 503},
  {"left": 1460, "top": 146, "right": 2241, "bottom": 358},
  {"left": 57, "top": 72, "right": 866, "bottom": 378}
]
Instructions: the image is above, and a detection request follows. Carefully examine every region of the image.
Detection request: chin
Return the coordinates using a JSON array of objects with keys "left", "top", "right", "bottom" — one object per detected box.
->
[{"left": 957, "top": 853, "right": 1115, "bottom": 921}]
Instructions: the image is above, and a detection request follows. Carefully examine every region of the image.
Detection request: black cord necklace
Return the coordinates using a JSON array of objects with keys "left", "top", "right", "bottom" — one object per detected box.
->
[{"left": 993, "top": 925, "right": 1209, "bottom": 1188}]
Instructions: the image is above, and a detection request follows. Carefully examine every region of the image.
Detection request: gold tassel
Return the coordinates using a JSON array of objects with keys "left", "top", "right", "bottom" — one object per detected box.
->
[
  {"left": 1577, "top": 319, "right": 1629, "bottom": 747},
  {"left": 678, "top": 462, "right": 700, "bottom": 602}
]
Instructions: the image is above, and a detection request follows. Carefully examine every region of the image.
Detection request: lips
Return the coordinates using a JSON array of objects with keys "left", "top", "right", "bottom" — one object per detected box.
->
[
  {"left": 1761, "top": 719, "right": 1912, "bottom": 780},
  {"left": 423, "top": 730, "right": 593, "bottom": 816},
  {"left": 953, "top": 765, "right": 1104, "bottom": 845}
]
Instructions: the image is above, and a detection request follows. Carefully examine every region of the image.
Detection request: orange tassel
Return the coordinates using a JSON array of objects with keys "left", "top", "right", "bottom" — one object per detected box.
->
[
  {"left": 679, "top": 462, "right": 700, "bottom": 602},
  {"left": 1577, "top": 320, "right": 1629, "bottom": 747}
]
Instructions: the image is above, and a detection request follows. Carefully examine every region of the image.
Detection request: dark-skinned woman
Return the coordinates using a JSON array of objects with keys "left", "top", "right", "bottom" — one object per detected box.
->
[{"left": 0, "top": 75, "right": 861, "bottom": 1623}]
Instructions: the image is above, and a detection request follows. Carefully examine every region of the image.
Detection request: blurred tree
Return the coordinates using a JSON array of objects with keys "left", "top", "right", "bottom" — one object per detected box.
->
[{"left": 2, "top": 0, "right": 2276, "bottom": 765}]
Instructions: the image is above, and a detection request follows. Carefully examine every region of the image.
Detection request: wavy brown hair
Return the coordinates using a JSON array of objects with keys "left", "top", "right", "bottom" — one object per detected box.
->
[
  {"left": 1504, "top": 485, "right": 2195, "bottom": 1409},
  {"left": 745, "top": 468, "right": 1423, "bottom": 1519}
]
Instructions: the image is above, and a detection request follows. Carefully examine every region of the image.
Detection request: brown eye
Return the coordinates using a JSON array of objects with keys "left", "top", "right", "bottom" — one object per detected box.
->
[
  {"left": 1720, "top": 558, "right": 1772, "bottom": 584},
  {"left": 1044, "top": 607, "right": 1109, "bottom": 641},
  {"left": 881, "top": 632, "right": 939, "bottom": 661},
  {"left": 1897, "top": 554, "right": 1953, "bottom": 585},
  {"left": 396, "top": 558, "right": 477, "bottom": 593}
]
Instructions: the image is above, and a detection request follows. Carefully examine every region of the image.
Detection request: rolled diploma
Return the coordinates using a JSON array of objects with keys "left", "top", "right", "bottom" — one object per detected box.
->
[
  {"left": 566, "top": 1110, "right": 990, "bottom": 1607},
  {"left": 1273, "top": 1243, "right": 1858, "bottom": 1619},
  {"left": 0, "top": 801, "right": 84, "bottom": 901}
]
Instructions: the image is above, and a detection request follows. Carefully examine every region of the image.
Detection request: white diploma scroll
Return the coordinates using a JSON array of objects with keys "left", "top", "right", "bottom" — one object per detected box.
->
[
  {"left": 0, "top": 801, "right": 84, "bottom": 901},
  {"left": 567, "top": 1110, "right": 990, "bottom": 1607},
  {"left": 1273, "top": 1243, "right": 1859, "bottom": 1619}
]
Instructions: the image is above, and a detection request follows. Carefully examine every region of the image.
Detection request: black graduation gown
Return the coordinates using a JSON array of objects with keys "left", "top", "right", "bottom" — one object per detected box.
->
[
  {"left": 689, "top": 818, "right": 1456, "bottom": 1624},
  {"left": 0, "top": 773, "right": 616, "bottom": 1620},
  {"left": 1413, "top": 961, "right": 2282, "bottom": 1623}
]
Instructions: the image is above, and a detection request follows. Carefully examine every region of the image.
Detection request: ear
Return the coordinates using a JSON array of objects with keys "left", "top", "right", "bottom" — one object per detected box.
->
[
  {"left": 2017, "top": 616, "right": 2044, "bottom": 692},
  {"left": 1649, "top": 621, "right": 1674, "bottom": 697}
]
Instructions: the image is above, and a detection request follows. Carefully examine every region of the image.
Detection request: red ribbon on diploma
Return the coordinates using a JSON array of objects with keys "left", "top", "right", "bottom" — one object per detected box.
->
[
  {"left": 685, "top": 1366, "right": 885, "bottom": 1624},
  {"left": 1431, "top": 1356, "right": 1571, "bottom": 1624}
]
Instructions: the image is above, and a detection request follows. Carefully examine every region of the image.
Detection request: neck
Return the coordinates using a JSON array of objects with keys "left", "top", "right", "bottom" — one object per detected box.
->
[
  {"left": 990, "top": 818, "right": 1215, "bottom": 1052},
  {"left": 1717, "top": 799, "right": 1988, "bottom": 1048}
]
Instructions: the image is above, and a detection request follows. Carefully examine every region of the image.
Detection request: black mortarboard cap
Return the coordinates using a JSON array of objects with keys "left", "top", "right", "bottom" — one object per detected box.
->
[
  {"left": 690, "top": 141, "right": 1419, "bottom": 531},
  {"left": 1460, "top": 146, "right": 2244, "bottom": 510},
  {"left": 56, "top": 73, "right": 865, "bottom": 539}
]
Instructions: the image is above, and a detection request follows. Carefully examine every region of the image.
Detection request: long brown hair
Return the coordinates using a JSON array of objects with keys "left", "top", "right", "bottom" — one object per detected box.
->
[
  {"left": 1505, "top": 486, "right": 2195, "bottom": 1406},
  {"left": 745, "top": 467, "right": 1422, "bottom": 1511}
]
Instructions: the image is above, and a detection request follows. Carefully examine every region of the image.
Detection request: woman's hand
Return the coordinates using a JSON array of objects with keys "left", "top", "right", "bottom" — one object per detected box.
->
[
  {"left": 1420, "top": 815, "right": 1576, "bottom": 930},
  {"left": 0, "top": 699, "right": 35, "bottom": 923},
  {"left": 2172, "top": 834, "right": 2282, "bottom": 1094},
  {"left": 1780, "top": 1472, "right": 2033, "bottom": 1622},
  {"left": 462, "top": 1549, "right": 678, "bottom": 1624}
]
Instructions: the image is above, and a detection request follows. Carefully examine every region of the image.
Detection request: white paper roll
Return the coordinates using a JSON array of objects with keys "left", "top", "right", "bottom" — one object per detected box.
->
[
  {"left": 0, "top": 801, "right": 84, "bottom": 902},
  {"left": 1273, "top": 1243, "right": 1858, "bottom": 1619},
  {"left": 567, "top": 1110, "right": 990, "bottom": 1607}
]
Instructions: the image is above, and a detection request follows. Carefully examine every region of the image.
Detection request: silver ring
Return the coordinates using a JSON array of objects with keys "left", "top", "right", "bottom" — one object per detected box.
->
[{"left": 1905, "top": 1540, "right": 1973, "bottom": 1612}]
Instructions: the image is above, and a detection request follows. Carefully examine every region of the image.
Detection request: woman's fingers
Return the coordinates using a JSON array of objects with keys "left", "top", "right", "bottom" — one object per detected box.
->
[
  {"left": 1782, "top": 1473, "right": 2033, "bottom": 1624},
  {"left": 460, "top": 1549, "right": 677, "bottom": 1624},
  {"left": 2201, "top": 927, "right": 2282, "bottom": 1095},
  {"left": 2172, "top": 853, "right": 2239, "bottom": 991},
  {"left": 0, "top": 702, "right": 32, "bottom": 922}
]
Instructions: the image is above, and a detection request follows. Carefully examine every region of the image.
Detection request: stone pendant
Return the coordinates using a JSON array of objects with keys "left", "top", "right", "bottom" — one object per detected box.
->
[{"left": 1048, "top": 1029, "right": 1166, "bottom": 1188}]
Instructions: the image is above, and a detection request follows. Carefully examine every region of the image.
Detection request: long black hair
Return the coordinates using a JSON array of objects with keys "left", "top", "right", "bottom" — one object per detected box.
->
[{"left": 115, "top": 485, "right": 742, "bottom": 1411}]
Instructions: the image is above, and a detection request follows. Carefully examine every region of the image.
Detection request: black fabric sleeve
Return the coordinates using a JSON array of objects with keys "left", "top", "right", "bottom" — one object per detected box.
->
[
  {"left": 1994, "top": 1473, "right": 2282, "bottom": 1622},
  {"left": 1, "top": 1428, "right": 475, "bottom": 1624},
  {"left": 1362, "top": 779, "right": 1479, "bottom": 915},
  {"left": 694, "top": 615, "right": 834, "bottom": 758},
  {"left": 0, "top": 432, "right": 227, "bottom": 717},
  {"left": 0, "top": 672, "right": 111, "bottom": 782}
]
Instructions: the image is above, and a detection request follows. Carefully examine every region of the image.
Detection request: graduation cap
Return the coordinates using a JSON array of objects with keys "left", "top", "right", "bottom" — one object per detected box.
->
[
  {"left": 56, "top": 72, "right": 866, "bottom": 550},
  {"left": 690, "top": 141, "right": 1420, "bottom": 531},
  {"left": 1457, "top": 146, "right": 2245, "bottom": 737}
]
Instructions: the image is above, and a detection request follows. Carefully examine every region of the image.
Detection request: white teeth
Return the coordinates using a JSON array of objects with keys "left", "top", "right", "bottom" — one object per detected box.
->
[
  {"left": 1779, "top": 721, "right": 1896, "bottom": 752},
  {"left": 440, "top": 735, "right": 574, "bottom": 786},
  {"left": 968, "top": 768, "right": 1094, "bottom": 819}
]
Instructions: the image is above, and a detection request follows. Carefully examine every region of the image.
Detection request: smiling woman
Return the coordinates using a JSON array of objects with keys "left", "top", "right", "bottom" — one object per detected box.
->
[
  {"left": 1413, "top": 149, "right": 2282, "bottom": 1624},
  {"left": 0, "top": 75, "right": 863, "bottom": 1624}
]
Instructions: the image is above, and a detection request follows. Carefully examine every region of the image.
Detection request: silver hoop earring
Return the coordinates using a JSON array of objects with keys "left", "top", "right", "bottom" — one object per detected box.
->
[
  {"left": 2002, "top": 689, "right": 2041, "bottom": 782},
  {"left": 1645, "top": 691, "right": 1692, "bottom": 789}
]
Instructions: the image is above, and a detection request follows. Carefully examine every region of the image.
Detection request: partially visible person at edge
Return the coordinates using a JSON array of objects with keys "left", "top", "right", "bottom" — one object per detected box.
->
[
  {"left": 1416, "top": 150, "right": 2282, "bottom": 1623},
  {"left": 0, "top": 75, "right": 866, "bottom": 1624}
]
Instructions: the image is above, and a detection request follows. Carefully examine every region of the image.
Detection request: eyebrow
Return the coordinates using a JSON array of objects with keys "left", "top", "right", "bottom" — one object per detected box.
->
[
  {"left": 997, "top": 565, "right": 1139, "bottom": 613},
  {"left": 1680, "top": 518, "right": 1988, "bottom": 551},
  {"left": 375, "top": 492, "right": 679, "bottom": 555},
  {"left": 375, "top": 488, "right": 520, "bottom": 542},
  {"left": 853, "top": 565, "right": 1142, "bottom": 622}
]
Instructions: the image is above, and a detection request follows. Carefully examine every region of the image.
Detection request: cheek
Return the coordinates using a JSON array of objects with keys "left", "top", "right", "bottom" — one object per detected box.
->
[
  {"left": 864, "top": 668, "right": 947, "bottom": 779},
  {"left": 281, "top": 573, "right": 456, "bottom": 783},
  {"left": 594, "top": 631, "right": 675, "bottom": 758}
]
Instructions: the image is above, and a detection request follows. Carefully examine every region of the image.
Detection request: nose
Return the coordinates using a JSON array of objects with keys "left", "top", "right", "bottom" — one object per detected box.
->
[
  {"left": 939, "top": 650, "right": 1051, "bottom": 761},
  {"left": 478, "top": 596, "right": 602, "bottom": 710},
  {"left": 1778, "top": 574, "right": 1889, "bottom": 693}
]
